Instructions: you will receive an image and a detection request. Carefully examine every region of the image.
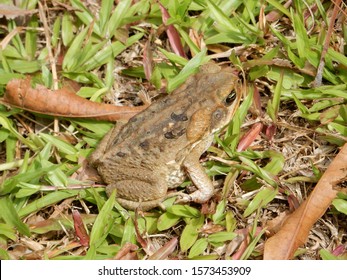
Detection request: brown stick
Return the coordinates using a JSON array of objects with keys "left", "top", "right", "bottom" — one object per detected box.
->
[
  {"left": 38, "top": 1, "right": 60, "bottom": 132},
  {"left": 314, "top": 0, "right": 342, "bottom": 87}
]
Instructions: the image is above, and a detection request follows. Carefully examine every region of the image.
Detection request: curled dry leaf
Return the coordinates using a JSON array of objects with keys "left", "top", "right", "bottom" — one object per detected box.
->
[
  {"left": 200, "top": 222, "right": 225, "bottom": 234},
  {"left": 147, "top": 237, "right": 178, "bottom": 260},
  {"left": 264, "top": 143, "right": 347, "bottom": 259},
  {"left": 114, "top": 243, "right": 139, "bottom": 260},
  {"left": 264, "top": 123, "right": 277, "bottom": 141},
  {"left": 332, "top": 245, "right": 346, "bottom": 256},
  {"left": 237, "top": 122, "right": 263, "bottom": 152},
  {"left": 72, "top": 210, "right": 90, "bottom": 247},
  {"left": 2, "top": 77, "right": 147, "bottom": 122}
]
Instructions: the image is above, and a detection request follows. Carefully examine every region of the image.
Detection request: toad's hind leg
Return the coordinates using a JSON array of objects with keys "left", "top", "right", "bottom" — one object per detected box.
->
[{"left": 106, "top": 180, "right": 168, "bottom": 211}]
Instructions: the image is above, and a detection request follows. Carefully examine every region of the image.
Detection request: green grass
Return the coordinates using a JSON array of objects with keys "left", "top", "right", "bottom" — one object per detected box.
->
[{"left": 0, "top": 0, "right": 346, "bottom": 260}]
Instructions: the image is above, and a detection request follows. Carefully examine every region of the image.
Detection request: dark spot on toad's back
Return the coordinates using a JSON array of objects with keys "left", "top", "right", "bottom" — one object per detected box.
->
[
  {"left": 116, "top": 151, "right": 126, "bottom": 157},
  {"left": 164, "top": 128, "right": 186, "bottom": 139},
  {"left": 177, "top": 128, "right": 186, "bottom": 136},
  {"left": 164, "top": 131, "right": 175, "bottom": 139},
  {"left": 171, "top": 112, "right": 188, "bottom": 122},
  {"left": 139, "top": 140, "right": 150, "bottom": 150}
]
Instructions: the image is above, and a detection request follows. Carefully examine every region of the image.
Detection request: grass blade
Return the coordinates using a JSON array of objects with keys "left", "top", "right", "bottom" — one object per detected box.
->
[
  {"left": 0, "top": 197, "right": 31, "bottom": 236},
  {"left": 18, "top": 190, "right": 79, "bottom": 218},
  {"left": 85, "top": 190, "right": 116, "bottom": 259},
  {"left": 108, "top": 0, "right": 132, "bottom": 37},
  {"left": 167, "top": 48, "right": 208, "bottom": 92}
]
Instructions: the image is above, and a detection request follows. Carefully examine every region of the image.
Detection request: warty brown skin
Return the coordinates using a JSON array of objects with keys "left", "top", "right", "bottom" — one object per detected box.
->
[{"left": 89, "top": 63, "right": 241, "bottom": 210}]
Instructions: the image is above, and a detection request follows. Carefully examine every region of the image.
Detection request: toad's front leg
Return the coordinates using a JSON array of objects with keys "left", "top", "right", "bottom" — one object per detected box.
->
[{"left": 179, "top": 138, "right": 215, "bottom": 204}]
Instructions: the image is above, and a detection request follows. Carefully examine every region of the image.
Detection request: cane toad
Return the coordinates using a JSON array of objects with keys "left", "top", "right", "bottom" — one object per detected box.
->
[{"left": 89, "top": 63, "right": 241, "bottom": 210}]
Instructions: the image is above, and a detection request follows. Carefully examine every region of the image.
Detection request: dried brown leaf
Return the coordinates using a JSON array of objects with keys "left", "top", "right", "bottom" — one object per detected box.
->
[
  {"left": 332, "top": 245, "right": 346, "bottom": 256},
  {"left": 0, "top": 4, "right": 37, "bottom": 19},
  {"left": 46, "top": 241, "right": 82, "bottom": 259},
  {"left": 147, "top": 237, "right": 178, "bottom": 260},
  {"left": 264, "top": 124, "right": 277, "bottom": 141},
  {"left": 114, "top": 243, "right": 139, "bottom": 260},
  {"left": 72, "top": 210, "right": 90, "bottom": 247},
  {"left": 200, "top": 222, "right": 225, "bottom": 234},
  {"left": 3, "top": 78, "right": 147, "bottom": 121},
  {"left": 237, "top": 122, "right": 263, "bottom": 152},
  {"left": 264, "top": 143, "right": 347, "bottom": 259}
]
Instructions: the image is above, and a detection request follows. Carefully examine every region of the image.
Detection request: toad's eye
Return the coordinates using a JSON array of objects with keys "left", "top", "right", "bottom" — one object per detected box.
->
[{"left": 224, "top": 91, "right": 236, "bottom": 106}]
